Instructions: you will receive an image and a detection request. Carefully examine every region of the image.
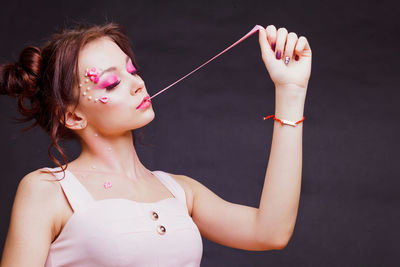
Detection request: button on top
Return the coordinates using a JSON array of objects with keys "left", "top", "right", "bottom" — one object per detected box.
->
[
  {"left": 157, "top": 225, "right": 166, "bottom": 235},
  {"left": 150, "top": 211, "right": 159, "bottom": 221}
]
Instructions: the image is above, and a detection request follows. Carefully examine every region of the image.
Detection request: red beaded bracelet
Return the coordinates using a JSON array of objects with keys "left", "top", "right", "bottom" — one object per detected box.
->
[{"left": 263, "top": 115, "right": 305, "bottom": 126}]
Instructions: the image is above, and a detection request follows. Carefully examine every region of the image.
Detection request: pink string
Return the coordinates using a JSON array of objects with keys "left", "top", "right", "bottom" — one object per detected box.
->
[{"left": 149, "top": 25, "right": 264, "bottom": 100}]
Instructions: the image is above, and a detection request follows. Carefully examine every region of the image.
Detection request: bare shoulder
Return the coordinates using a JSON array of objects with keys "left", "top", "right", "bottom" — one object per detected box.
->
[
  {"left": 0, "top": 168, "right": 65, "bottom": 266},
  {"left": 165, "top": 172, "right": 198, "bottom": 188},
  {"left": 163, "top": 172, "right": 200, "bottom": 216},
  {"left": 16, "top": 167, "right": 65, "bottom": 231},
  {"left": 17, "top": 167, "right": 70, "bottom": 235},
  {"left": 19, "top": 167, "right": 60, "bottom": 193},
  {"left": 166, "top": 172, "right": 209, "bottom": 195},
  {"left": 17, "top": 168, "right": 63, "bottom": 208}
]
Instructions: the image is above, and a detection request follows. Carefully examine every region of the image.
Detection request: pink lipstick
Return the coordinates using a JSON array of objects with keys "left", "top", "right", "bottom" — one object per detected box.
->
[{"left": 136, "top": 95, "right": 151, "bottom": 110}]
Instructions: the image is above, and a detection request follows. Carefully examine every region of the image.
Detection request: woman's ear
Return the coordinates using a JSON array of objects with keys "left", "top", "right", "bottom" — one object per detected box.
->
[{"left": 62, "top": 110, "right": 87, "bottom": 130}]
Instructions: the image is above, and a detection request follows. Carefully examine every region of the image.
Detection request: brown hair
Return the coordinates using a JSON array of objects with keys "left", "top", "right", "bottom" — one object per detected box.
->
[{"left": 0, "top": 22, "right": 148, "bottom": 179}]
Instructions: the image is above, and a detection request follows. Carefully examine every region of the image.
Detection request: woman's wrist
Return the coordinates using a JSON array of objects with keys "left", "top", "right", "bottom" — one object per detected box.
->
[{"left": 274, "top": 85, "right": 307, "bottom": 121}]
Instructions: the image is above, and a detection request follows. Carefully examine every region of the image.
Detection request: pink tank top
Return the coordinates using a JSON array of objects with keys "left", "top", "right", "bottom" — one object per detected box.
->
[{"left": 43, "top": 167, "right": 203, "bottom": 267}]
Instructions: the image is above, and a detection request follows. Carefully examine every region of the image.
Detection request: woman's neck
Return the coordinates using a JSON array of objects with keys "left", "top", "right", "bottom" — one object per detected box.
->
[{"left": 70, "top": 130, "right": 150, "bottom": 180}]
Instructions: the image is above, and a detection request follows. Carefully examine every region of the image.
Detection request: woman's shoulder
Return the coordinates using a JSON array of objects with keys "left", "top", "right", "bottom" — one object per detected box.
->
[
  {"left": 18, "top": 167, "right": 60, "bottom": 194},
  {"left": 16, "top": 167, "right": 66, "bottom": 217},
  {"left": 163, "top": 171, "right": 205, "bottom": 196},
  {"left": 160, "top": 171, "right": 195, "bottom": 194},
  {"left": 161, "top": 171, "right": 197, "bottom": 215},
  {"left": 12, "top": 167, "right": 67, "bottom": 244},
  {"left": 2, "top": 168, "right": 63, "bottom": 265}
]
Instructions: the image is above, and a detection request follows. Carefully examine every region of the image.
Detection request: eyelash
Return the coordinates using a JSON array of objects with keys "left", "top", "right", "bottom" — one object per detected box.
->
[
  {"left": 105, "top": 70, "right": 139, "bottom": 91},
  {"left": 105, "top": 80, "right": 121, "bottom": 91}
]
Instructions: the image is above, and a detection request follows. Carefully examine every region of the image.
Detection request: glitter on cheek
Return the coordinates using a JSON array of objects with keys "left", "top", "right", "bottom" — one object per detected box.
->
[{"left": 126, "top": 59, "right": 136, "bottom": 73}]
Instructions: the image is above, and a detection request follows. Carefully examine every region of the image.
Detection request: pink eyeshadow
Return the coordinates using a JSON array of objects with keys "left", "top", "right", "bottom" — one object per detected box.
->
[
  {"left": 98, "top": 74, "right": 119, "bottom": 88},
  {"left": 127, "top": 59, "right": 136, "bottom": 73}
]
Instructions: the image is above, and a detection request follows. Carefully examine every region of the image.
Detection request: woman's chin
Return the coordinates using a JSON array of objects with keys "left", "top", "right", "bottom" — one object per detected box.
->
[{"left": 134, "top": 110, "right": 155, "bottom": 129}]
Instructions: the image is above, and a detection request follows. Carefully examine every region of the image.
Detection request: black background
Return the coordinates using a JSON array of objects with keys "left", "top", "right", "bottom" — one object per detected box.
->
[{"left": 0, "top": 0, "right": 399, "bottom": 266}]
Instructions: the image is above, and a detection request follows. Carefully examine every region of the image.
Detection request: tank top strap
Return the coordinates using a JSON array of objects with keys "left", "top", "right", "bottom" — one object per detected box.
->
[
  {"left": 44, "top": 167, "right": 95, "bottom": 212},
  {"left": 152, "top": 170, "right": 188, "bottom": 209}
]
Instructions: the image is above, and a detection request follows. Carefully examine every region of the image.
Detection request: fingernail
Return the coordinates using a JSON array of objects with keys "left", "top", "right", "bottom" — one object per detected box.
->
[
  {"left": 284, "top": 56, "right": 290, "bottom": 65},
  {"left": 271, "top": 42, "right": 276, "bottom": 51},
  {"left": 276, "top": 50, "right": 281, "bottom": 60},
  {"left": 295, "top": 55, "right": 299, "bottom": 61}
]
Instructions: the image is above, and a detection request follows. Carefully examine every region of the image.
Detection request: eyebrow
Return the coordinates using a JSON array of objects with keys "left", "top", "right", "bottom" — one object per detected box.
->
[{"left": 98, "top": 55, "right": 130, "bottom": 78}]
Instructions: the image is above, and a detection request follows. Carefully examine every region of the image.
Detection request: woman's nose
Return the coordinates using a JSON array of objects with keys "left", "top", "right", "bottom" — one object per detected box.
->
[{"left": 130, "top": 81, "right": 145, "bottom": 96}]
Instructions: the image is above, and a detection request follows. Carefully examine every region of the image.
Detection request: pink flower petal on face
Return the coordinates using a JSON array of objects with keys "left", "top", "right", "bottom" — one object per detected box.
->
[
  {"left": 94, "top": 76, "right": 99, "bottom": 83},
  {"left": 90, "top": 67, "right": 96, "bottom": 73},
  {"left": 99, "top": 96, "right": 109, "bottom": 103}
]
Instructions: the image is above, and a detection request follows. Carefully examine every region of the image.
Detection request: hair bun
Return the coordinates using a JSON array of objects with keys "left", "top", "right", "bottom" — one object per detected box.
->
[{"left": 0, "top": 46, "right": 42, "bottom": 98}]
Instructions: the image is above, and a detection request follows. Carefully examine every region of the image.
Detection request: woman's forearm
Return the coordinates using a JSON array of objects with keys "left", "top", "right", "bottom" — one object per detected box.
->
[{"left": 256, "top": 85, "right": 307, "bottom": 246}]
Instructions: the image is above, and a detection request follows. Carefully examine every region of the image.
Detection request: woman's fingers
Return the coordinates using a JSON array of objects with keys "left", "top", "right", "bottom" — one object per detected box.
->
[
  {"left": 274, "top": 27, "right": 288, "bottom": 61},
  {"left": 260, "top": 25, "right": 310, "bottom": 65},
  {"left": 294, "top": 36, "right": 312, "bottom": 60},
  {"left": 266, "top": 25, "right": 277, "bottom": 51},
  {"left": 258, "top": 26, "right": 274, "bottom": 62},
  {"left": 284, "top": 32, "right": 298, "bottom": 64},
  {"left": 257, "top": 24, "right": 312, "bottom": 88}
]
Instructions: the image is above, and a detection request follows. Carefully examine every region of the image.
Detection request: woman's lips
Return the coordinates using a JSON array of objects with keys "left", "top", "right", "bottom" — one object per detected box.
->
[{"left": 136, "top": 95, "right": 151, "bottom": 110}]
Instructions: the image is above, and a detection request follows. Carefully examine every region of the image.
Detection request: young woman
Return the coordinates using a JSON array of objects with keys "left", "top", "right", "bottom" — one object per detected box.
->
[{"left": 0, "top": 22, "right": 311, "bottom": 266}]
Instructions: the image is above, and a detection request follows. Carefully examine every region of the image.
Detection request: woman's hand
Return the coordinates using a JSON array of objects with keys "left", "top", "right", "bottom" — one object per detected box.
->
[{"left": 258, "top": 25, "right": 312, "bottom": 94}]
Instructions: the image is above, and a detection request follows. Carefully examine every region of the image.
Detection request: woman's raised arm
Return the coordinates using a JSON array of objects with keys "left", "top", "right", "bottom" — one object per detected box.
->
[{"left": 173, "top": 24, "right": 311, "bottom": 251}]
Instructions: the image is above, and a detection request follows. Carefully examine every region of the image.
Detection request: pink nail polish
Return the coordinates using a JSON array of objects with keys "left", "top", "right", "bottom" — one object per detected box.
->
[{"left": 276, "top": 50, "right": 282, "bottom": 60}]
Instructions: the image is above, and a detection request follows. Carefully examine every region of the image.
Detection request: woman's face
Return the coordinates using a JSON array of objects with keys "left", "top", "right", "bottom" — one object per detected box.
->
[{"left": 74, "top": 37, "right": 154, "bottom": 136}]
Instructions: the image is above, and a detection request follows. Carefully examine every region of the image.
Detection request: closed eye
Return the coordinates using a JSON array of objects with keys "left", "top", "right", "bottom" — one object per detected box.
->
[{"left": 105, "top": 80, "right": 121, "bottom": 91}]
